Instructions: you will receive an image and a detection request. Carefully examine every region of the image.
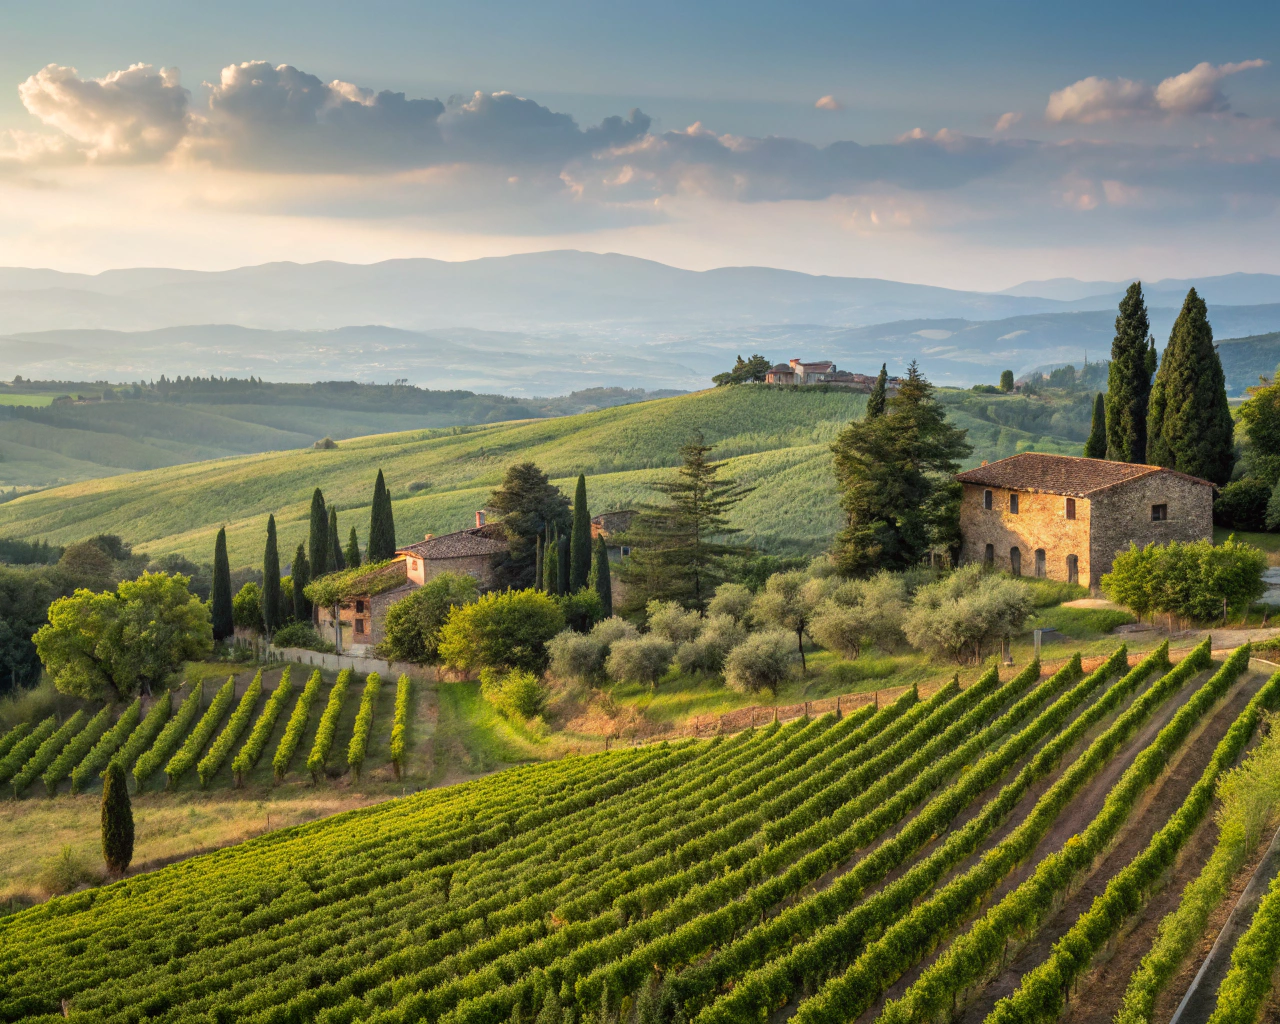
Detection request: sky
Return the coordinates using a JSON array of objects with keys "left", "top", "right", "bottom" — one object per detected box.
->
[{"left": 1, "top": 0, "right": 1278, "bottom": 289}]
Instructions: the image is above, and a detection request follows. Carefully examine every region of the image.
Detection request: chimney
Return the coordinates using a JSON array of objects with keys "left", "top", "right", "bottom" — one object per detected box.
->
[{"left": 475, "top": 510, "right": 486, "bottom": 528}]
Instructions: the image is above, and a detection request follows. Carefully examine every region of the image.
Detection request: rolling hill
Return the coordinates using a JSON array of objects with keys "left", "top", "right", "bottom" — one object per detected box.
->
[{"left": 0, "top": 385, "right": 1088, "bottom": 566}]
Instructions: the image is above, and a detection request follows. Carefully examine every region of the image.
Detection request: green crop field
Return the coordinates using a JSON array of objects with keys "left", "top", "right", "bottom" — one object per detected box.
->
[
  {"left": 2, "top": 641, "right": 1277, "bottom": 1024},
  {"left": 0, "top": 385, "right": 1085, "bottom": 566}
]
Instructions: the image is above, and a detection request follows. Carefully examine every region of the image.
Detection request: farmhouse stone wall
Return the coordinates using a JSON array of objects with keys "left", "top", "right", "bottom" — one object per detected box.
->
[
  {"left": 959, "top": 483, "right": 1092, "bottom": 585},
  {"left": 1088, "top": 473, "right": 1212, "bottom": 587}
]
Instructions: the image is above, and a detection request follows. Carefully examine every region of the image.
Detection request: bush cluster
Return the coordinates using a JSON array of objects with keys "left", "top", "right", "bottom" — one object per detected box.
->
[
  {"left": 481, "top": 667, "right": 547, "bottom": 720},
  {"left": 1103, "top": 537, "right": 1266, "bottom": 622}
]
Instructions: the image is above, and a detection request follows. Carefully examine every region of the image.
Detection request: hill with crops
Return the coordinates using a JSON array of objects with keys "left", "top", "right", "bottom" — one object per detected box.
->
[
  {"left": 0, "top": 385, "right": 1089, "bottom": 565},
  {"left": 3, "top": 641, "right": 1280, "bottom": 1023}
]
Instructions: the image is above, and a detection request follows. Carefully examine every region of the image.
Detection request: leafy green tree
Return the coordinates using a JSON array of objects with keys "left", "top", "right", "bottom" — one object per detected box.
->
[
  {"left": 593, "top": 534, "right": 613, "bottom": 617},
  {"left": 1267, "top": 480, "right": 1280, "bottom": 532},
  {"left": 1215, "top": 479, "right": 1270, "bottom": 531},
  {"left": 1106, "top": 282, "right": 1152, "bottom": 463},
  {"left": 0, "top": 564, "right": 79, "bottom": 693},
  {"left": 211, "top": 527, "right": 234, "bottom": 642},
  {"left": 866, "top": 364, "right": 888, "bottom": 418},
  {"left": 232, "top": 581, "right": 261, "bottom": 631},
  {"left": 367, "top": 469, "right": 397, "bottom": 561},
  {"left": 308, "top": 488, "right": 329, "bottom": 577},
  {"left": 1083, "top": 392, "right": 1107, "bottom": 458},
  {"left": 1147, "top": 288, "right": 1234, "bottom": 483},
  {"left": 620, "top": 432, "right": 752, "bottom": 611},
  {"left": 999, "top": 370, "right": 1014, "bottom": 392},
  {"left": 723, "top": 631, "right": 794, "bottom": 694},
  {"left": 101, "top": 760, "right": 133, "bottom": 877},
  {"left": 752, "top": 570, "right": 824, "bottom": 671},
  {"left": 489, "top": 462, "right": 571, "bottom": 588},
  {"left": 1237, "top": 377, "right": 1280, "bottom": 485},
  {"left": 377, "top": 572, "right": 479, "bottom": 663},
  {"left": 559, "top": 588, "right": 604, "bottom": 633},
  {"left": 712, "top": 353, "right": 772, "bottom": 386},
  {"left": 262, "top": 514, "right": 282, "bottom": 634},
  {"left": 831, "top": 361, "right": 971, "bottom": 576},
  {"left": 34, "top": 572, "right": 212, "bottom": 700},
  {"left": 438, "top": 589, "right": 565, "bottom": 673},
  {"left": 903, "top": 562, "right": 1032, "bottom": 663},
  {"left": 345, "top": 526, "right": 361, "bottom": 569},
  {"left": 1103, "top": 537, "right": 1265, "bottom": 622},
  {"left": 292, "top": 544, "right": 311, "bottom": 622},
  {"left": 570, "top": 474, "right": 592, "bottom": 591},
  {"left": 328, "top": 507, "right": 345, "bottom": 571}
]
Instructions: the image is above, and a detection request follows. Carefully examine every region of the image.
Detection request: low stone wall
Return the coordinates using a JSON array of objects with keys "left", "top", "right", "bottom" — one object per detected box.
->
[{"left": 266, "top": 646, "right": 436, "bottom": 680}]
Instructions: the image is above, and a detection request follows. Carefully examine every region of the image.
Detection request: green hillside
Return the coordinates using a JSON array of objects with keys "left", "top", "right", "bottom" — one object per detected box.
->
[{"left": 0, "top": 386, "right": 1085, "bottom": 565}]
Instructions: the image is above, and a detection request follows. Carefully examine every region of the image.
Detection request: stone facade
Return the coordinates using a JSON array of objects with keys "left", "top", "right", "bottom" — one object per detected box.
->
[{"left": 957, "top": 453, "right": 1213, "bottom": 591}]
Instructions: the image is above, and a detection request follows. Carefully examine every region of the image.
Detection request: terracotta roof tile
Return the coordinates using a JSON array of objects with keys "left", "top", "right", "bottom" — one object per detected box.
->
[
  {"left": 398, "top": 524, "right": 508, "bottom": 559},
  {"left": 955, "top": 452, "right": 1213, "bottom": 498}
]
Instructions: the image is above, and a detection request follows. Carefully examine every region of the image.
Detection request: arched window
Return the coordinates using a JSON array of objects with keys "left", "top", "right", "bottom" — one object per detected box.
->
[
  {"left": 1010, "top": 547, "right": 1022, "bottom": 576},
  {"left": 1066, "top": 554, "right": 1078, "bottom": 584},
  {"left": 984, "top": 543, "right": 994, "bottom": 566},
  {"left": 1035, "top": 549, "right": 1046, "bottom": 578}
]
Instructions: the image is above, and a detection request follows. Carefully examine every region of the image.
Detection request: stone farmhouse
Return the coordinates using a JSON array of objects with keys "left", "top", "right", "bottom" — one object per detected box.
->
[
  {"left": 764, "top": 358, "right": 902, "bottom": 393},
  {"left": 955, "top": 453, "right": 1213, "bottom": 592}
]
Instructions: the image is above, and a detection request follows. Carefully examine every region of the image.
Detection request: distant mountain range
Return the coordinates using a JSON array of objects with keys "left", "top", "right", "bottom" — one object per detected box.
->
[{"left": 3, "top": 252, "right": 1278, "bottom": 392}]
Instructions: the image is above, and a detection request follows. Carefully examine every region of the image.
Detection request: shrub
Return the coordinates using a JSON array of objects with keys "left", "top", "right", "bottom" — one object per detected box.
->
[
  {"left": 271, "top": 621, "right": 335, "bottom": 652},
  {"left": 481, "top": 667, "right": 547, "bottom": 720},
  {"left": 1214, "top": 477, "right": 1271, "bottom": 531},
  {"left": 347, "top": 672, "right": 381, "bottom": 780},
  {"left": 231, "top": 667, "right": 294, "bottom": 783},
  {"left": 560, "top": 588, "right": 605, "bottom": 633},
  {"left": 273, "top": 668, "right": 322, "bottom": 780},
  {"left": 605, "top": 636, "right": 675, "bottom": 687},
  {"left": 307, "top": 669, "right": 351, "bottom": 780},
  {"left": 232, "top": 581, "right": 262, "bottom": 631},
  {"left": 1103, "top": 537, "right": 1267, "bottom": 622},
  {"left": 674, "top": 614, "right": 745, "bottom": 675},
  {"left": 389, "top": 674, "right": 412, "bottom": 779},
  {"left": 165, "top": 677, "right": 236, "bottom": 787},
  {"left": 903, "top": 563, "right": 1032, "bottom": 662},
  {"left": 590, "top": 616, "right": 638, "bottom": 649},
  {"left": 707, "top": 582, "right": 754, "bottom": 625},
  {"left": 438, "top": 589, "right": 565, "bottom": 673},
  {"left": 723, "top": 630, "right": 795, "bottom": 694},
  {"left": 377, "top": 572, "right": 478, "bottom": 663},
  {"left": 645, "top": 600, "right": 703, "bottom": 644},
  {"left": 40, "top": 845, "right": 102, "bottom": 896},
  {"left": 197, "top": 670, "right": 263, "bottom": 787},
  {"left": 547, "top": 629, "right": 606, "bottom": 682},
  {"left": 71, "top": 698, "right": 142, "bottom": 792},
  {"left": 133, "top": 687, "right": 201, "bottom": 790}
]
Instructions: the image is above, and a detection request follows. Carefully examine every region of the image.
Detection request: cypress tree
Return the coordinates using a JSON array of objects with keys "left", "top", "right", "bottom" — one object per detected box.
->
[
  {"left": 211, "top": 527, "right": 234, "bottom": 641},
  {"left": 544, "top": 528, "right": 559, "bottom": 594},
  {"left": 866, "top": 364, "right": 888, "bottom": 418},
  {"left": 262, "top": 515, "right": 282, "bottom": 634},
  {"left": 570, "top": 474, "right": 591, "bottom": 591},
  {"left": 367, "top": 470, "right": 397, "bottom": 561},
  {"left": 1106, "top": 282, "right": 1152, "bottom": 463},
  {"left": 557, "top": 534, "right": 570, "bottom": 597},
  {"left": 292, "top": 545, "right": 311, "bottom": 621},
  {"left": 328, "top": 507, "right": 344, "bottom": 571},
  {"left": 1147, "top": 287, "right": 1234, "bottom": 484},
  {"left": 1146, "top": 335, "right": 1157, "bottom": 379},
  {"left": 535, "top": 533, "right": 544, "bottom": 592},
  {"left": 345, "top": 526, "right": 361, "bottom": 569},
  {"left": 308, "top": 488, "right": 329, "bottom": 577},
  {"left": 1083, "top": 392, "right": 1107, "bottom": 458},
  {"left": 593, "top": 535, "right": 613, "bottom": 617},
  {"left": 101, "top": 760, "right": 133, "bottom": 877}
]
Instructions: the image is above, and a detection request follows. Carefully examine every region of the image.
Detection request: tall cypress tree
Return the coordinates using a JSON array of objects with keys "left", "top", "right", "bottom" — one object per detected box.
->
[
  {"left": 1106, "top": 282, "right": 1152, "bottom": 463},
  {"left": 535, "top": 533, "right": 544, "bottom": 592},
  {"left": 865, "top": 364, "right": 888, "bottom": 418},
  {"left": 328, "top": 507, "right": 345, "bottom": 571},
  {"left": 345, "top": 526, "right": 361, "bottom": 569},
  {"left": 1147, "top": 287, "right": 1234, "bottom": 484},
  {"left": 569, "top": 474, "right": 592, "bottom": 592},
  {"left": 543, "top": 527, "right": 559, "bottom": 594},
  {"left": 101, "top": 760, "right": 133, "bottom": 877},
  {"left": 211, "top": 527, "right": 234, "bottom": 641},
  {"left": 557, "top": 534, "right": 570, "bottom": 597},
  {"left": 262, "top": 514, "right": 282, "bottom": 634},
  {"left": 593, "top": 534, "right": 613, "bottom": 617},
  {"left": 308, "top": 488, "right": 329, "bottom": 578},
  {"left": 367, "top": 470, "right": 397, "bottom": 561},
  {"left": 1083, "top": 392, "right": 1107, "bottom": 458},
  {"left": 292, "top": 544, "right": 311, "bottom": 622}
]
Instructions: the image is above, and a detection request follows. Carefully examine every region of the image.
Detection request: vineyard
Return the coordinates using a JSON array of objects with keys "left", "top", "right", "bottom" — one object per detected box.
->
[{"left": 3, "top": 641, "right": 1280, "bottom": 1024}]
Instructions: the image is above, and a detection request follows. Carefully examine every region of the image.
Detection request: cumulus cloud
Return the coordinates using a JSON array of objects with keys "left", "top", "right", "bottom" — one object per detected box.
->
[
  {"left": 815, "top": 95, "right": 842, "bottom": 111},
  {"left": 1046, "top": 59, "right": 1268, "bottom": 123},
  {"left": 18, "top": 63, "right": 190, "bottom": 162},
  {"left": 994, "top": 111, "right": 1022, "bottom": 132}
]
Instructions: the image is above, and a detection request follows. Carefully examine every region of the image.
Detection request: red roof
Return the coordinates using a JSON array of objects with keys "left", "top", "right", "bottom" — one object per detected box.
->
[
  {"left": 955, "top": 453, "right": 1212, "bottom": 498},
  {"left": 398, "top": 523, "right": 508, "bottom": 560}
]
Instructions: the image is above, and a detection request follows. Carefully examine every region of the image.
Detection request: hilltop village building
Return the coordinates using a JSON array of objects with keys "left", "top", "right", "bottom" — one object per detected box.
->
[
  {"left": 764, "top": 358, "right": 902, "bottom": 392},
  {"left": 955, "top": 453, "right": 1213, "bottom": 591}
]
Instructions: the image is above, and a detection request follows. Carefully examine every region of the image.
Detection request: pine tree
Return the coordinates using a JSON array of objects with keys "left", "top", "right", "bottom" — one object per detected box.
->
[
  {"left": 1106, "top": 282, "right": 1152, "bottom": 463},
  {"left": 570, "top": 474, "right": 592, "bottom": 591},
  {"left": 593, "top": 535, "right": 613, "bottom": 617},
  {"left": 557, "top": 534, "right": 570, "bottom": 597},
  {"left": 211, "top": 527, "right": 234, "bottom": 641},
  {"left": 1147, "top": 288, "right": 1234, "bottom": 484},
  {"left": 328, "top": 507, "right": 345, "bottom": 571},
  {"left": 866, "top": 364, "right": 888, "bottom": 418},
  {"left": 101, "top": 760, "right": 133, "bottom": 877},
  {"left": 292, "top": 545, "right": 311, "bottom": 621},
  {"left": 1083, "top": 392, "right": 1107, "bottom": 458},
  {"left": 487, "top": 462, "right": 572, "bottom": 588},
  {"left": 543, "top": 527, "right": 559, "bottom": 594},
  {"left": 345, "top": 526, "right": 361, "bottom": 569},
  {"left": 262, "top": 514, "right": 282, "bottom": 634},
  {"left": 367, "top": 470, "right": 397, "bottom": 561},
  {"left": 308, "top": 488, "right": 329, "bottom": 577}
]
